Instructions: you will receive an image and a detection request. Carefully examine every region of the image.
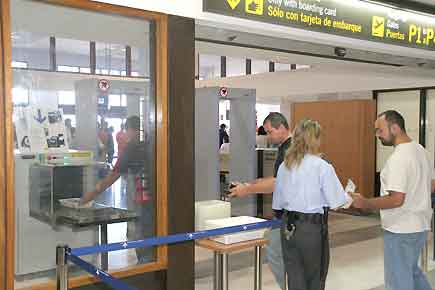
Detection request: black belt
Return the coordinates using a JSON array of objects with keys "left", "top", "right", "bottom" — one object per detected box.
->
[{"left": 283, "top": 210, "right": 325, "bottom": 225}]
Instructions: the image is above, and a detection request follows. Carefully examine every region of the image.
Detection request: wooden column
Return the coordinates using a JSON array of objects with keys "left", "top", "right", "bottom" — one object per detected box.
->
[
  {"left": 166, "top": 15, "right": 195, "bottom": 290},
  {"left": 0, "top": 0, "right": 14, "bottom": 289}
]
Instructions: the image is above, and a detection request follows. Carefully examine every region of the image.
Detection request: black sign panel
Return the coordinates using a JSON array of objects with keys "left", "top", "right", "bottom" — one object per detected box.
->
[{"left": 203, "top": 0, "right": 435, "bottom": 51}]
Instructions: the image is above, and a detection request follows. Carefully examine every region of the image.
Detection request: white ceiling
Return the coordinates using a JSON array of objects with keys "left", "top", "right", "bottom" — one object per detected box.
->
[
  {"left": 196, "top": 41, "right": 351, "bottom": 68},
  {"left": 195, "top": 24, "right": 435, "bottom": 67},
  {"left": 195, "top": 22, "right": 435, "bottom": 104},
  {"left": 196, "top": 41, "right": 435, "bottom": 104}
]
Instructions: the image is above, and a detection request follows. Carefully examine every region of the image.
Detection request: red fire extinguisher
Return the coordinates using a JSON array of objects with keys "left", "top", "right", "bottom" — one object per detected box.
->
[{"left": 134, "top": 173, "right": 150, "bottom": 204}]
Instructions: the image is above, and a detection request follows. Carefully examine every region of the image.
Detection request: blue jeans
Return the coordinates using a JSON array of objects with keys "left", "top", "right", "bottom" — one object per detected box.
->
[
  {"left": 384, "top": 230, "right": 432, "bottom": 290},
  {"left": 265, "top": 227, "right": 286, "bottom": 290}
]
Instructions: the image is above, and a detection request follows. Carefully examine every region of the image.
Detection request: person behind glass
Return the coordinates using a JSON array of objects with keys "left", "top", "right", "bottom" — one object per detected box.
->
[
  {"left": 229, "top": 112, "right": 292, "bottom": 290},
  {"left": 97, "top": 121, "right": 109, "bottom": 162},
  {"left": 106, "top": 126, "right": 115, "bottom": 165},
  {"left": 80, "top": 115, "right": 154, "bottom": 264},
  {"left": 219, "top": 123, "right": 229, "bottom": 148},
  {"left": 64, "top": 118, "right": 75, "bottom": 148},
  {"left": 351, "top": 110, "right": 433, "bottom": 290},
  {"left": 116, "top": 123, "right": 128, "bottom": 158},
  {"left": 273, "top": 119, "right": 350, "bottom": 290}
]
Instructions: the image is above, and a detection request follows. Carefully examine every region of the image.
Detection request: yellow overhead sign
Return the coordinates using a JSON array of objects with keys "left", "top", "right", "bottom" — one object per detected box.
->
[
  {"left": 226, "top": 0, "right": 241, "bottom": 10},
  {"left": 204, "top": 0, "right": 435, "bottom": 51},
  {"left": 246, "top": 0, "right": 263, "bottom": 15},
  {"left": 372, "top": 16, "right": 385, "bottom": 38}
]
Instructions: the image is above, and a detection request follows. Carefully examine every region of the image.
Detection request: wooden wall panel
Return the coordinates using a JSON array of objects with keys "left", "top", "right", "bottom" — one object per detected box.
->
[
  {"left": 291, "top": 100, "right": 376, "bottom": 198},
  {"left": 166, "top": 15, "right": 195, "bottom": 290}
]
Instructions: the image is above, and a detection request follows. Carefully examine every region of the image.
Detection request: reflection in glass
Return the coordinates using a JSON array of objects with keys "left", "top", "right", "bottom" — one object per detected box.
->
[
  {"left": 96, "top": 42, "right": 126, "bottom": 76},
  {"left": 12, "top": 87, "right": 29, "bottom": 105},
  {"left": 12, "top": 31, "right": 50, "bottom": 70},
  {"left": 131, "top": 47, "right": 149, "bottom": 77},
  {"left": 56, "top": 38, "right": 90, "bottom": 72},
  {"left": 12, "top": 61, "right": 28, "bottom": 69},
  {"left": 58, "top": 90, "right": 75, "bottom": 105},
  {"left": 11, "top": 1, "right": 156, "bottom": 288}
]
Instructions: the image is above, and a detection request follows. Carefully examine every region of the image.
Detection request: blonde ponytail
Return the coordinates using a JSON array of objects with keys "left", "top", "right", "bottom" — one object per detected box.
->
[{"left": 284, "top": 119, "right": 321, "bottom": 169}]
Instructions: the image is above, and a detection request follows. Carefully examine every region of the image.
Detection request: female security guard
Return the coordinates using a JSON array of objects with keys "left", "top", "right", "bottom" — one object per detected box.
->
[{"left": 272, "top": 119, "right": 351, "bottom": 290}]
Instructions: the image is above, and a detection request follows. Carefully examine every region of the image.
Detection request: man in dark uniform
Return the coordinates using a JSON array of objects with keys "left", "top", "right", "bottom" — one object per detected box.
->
[{"left": 229, "top": 112, "right": 291, "bottom": 290}]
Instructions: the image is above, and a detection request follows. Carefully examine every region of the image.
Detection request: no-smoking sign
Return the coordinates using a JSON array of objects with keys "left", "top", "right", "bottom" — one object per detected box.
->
[
  {"left": 219, "top": 87, "right": 229, "bottom": 97},
  {"left": 98, "top": 79, "right": 110, "bottom": 92}
]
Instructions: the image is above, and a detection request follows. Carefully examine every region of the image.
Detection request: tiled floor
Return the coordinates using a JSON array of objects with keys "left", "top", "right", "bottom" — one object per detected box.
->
[
  {"left": 195, "top": 212, "right": 435, "bottom": 290},
  {"left": 14, "top": 211, "right": 435, "bottom": 290}
]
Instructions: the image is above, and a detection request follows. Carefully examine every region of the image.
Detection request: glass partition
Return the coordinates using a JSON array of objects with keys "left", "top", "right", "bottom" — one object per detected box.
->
[{"left": 11, "top": 0, "right": 157, "bottom": 288}]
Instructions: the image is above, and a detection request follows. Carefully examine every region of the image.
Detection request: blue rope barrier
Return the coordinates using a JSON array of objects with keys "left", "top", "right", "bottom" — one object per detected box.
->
[
  {"left": 68, "top": 253, "right": 138, "bottom": 290},
  {"left": 71, "top": 219, "right": 281, "bottom": 256}
]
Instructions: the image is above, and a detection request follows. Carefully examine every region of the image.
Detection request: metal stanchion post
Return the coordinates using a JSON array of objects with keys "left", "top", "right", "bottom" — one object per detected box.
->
[
  {"left": 56, "top": 245, "right": 69, "bottom": 290},
  {"left": 285, "top": 272, "right": 288, "bottom": 290},
  {"left": 101, "top": 223, "right": 108, "bottom": 270},
  {"left": 222, "top": 253, "right": 229, "bottom": 290},
  {"left": 214, "top": 252, "right": 222, "bottom": 290},
  {"left": 254, "top": 246, "right": 262, "bottom": 290},
  {"left": 214, "top": 252, "right": 228, "bottom": 290}
]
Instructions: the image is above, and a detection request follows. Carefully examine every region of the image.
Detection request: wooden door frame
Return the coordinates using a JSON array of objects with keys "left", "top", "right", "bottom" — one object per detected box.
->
[
  {"left": 0, "top": 0, "right": 169, "bottom": 289},
  {"left": 0, "top": 0, "right": 14, "bottom": 289}
]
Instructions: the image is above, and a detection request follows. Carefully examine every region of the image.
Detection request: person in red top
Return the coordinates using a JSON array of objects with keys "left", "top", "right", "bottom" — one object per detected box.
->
[
  {"left": 116, "top": 123, "right": 129, "bottom": 158},
  {"left": 81, "top": 115, "right": 153, "bottom": 264},
  {"left": 97, "top": 121, "right": 109, "bottom": 162}
]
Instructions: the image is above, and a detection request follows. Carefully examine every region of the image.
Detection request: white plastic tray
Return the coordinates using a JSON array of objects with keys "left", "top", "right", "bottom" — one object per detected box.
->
[{"left": 205, "top": 216, "right": 268, "bottom": 244}]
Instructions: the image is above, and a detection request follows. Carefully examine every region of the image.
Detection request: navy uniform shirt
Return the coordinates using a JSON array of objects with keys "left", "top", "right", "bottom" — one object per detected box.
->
[{"left": 273, "top": 137, "right": 292, "bottom": 218}]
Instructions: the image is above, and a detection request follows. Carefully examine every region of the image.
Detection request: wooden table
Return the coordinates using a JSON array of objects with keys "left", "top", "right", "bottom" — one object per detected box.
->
[{"left": 196, "top": 238, "right": 268, "bottom": 290}]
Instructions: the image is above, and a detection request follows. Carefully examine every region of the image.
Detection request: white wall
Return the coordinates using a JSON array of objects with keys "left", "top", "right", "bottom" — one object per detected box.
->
[
  {"left": 94, "top": 0, "right": 435, "bottom": 61},
  {"left": 376, "top": 91, "right": 421, "bottom": 172},
  {"left": 256, "top": 103, "right": 280, "bottom": 126},
  {"left": 425, "top": 90, "right": 435, "bottom": 177}
]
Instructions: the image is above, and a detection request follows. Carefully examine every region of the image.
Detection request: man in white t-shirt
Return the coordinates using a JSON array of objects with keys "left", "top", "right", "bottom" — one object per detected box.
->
[{"left": 352, "top": 110, "right": 432, "bottom": 290}]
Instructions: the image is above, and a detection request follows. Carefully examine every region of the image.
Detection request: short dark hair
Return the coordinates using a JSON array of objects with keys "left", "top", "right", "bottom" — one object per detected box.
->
[
  {"left": 125, "top": 115, "right": 141, "bottom": 130},
  {"left": 220, "top": 124, "right": 227, "bottom": 130},
  {"left": 263, "top": 112, "right": 289, "bottom": 130},
  {"left": 378, "top": 110, "right": 406, "bottom": 132},
  {"left": 257, "top": 126, "right": 267, "bottom": 135}
]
